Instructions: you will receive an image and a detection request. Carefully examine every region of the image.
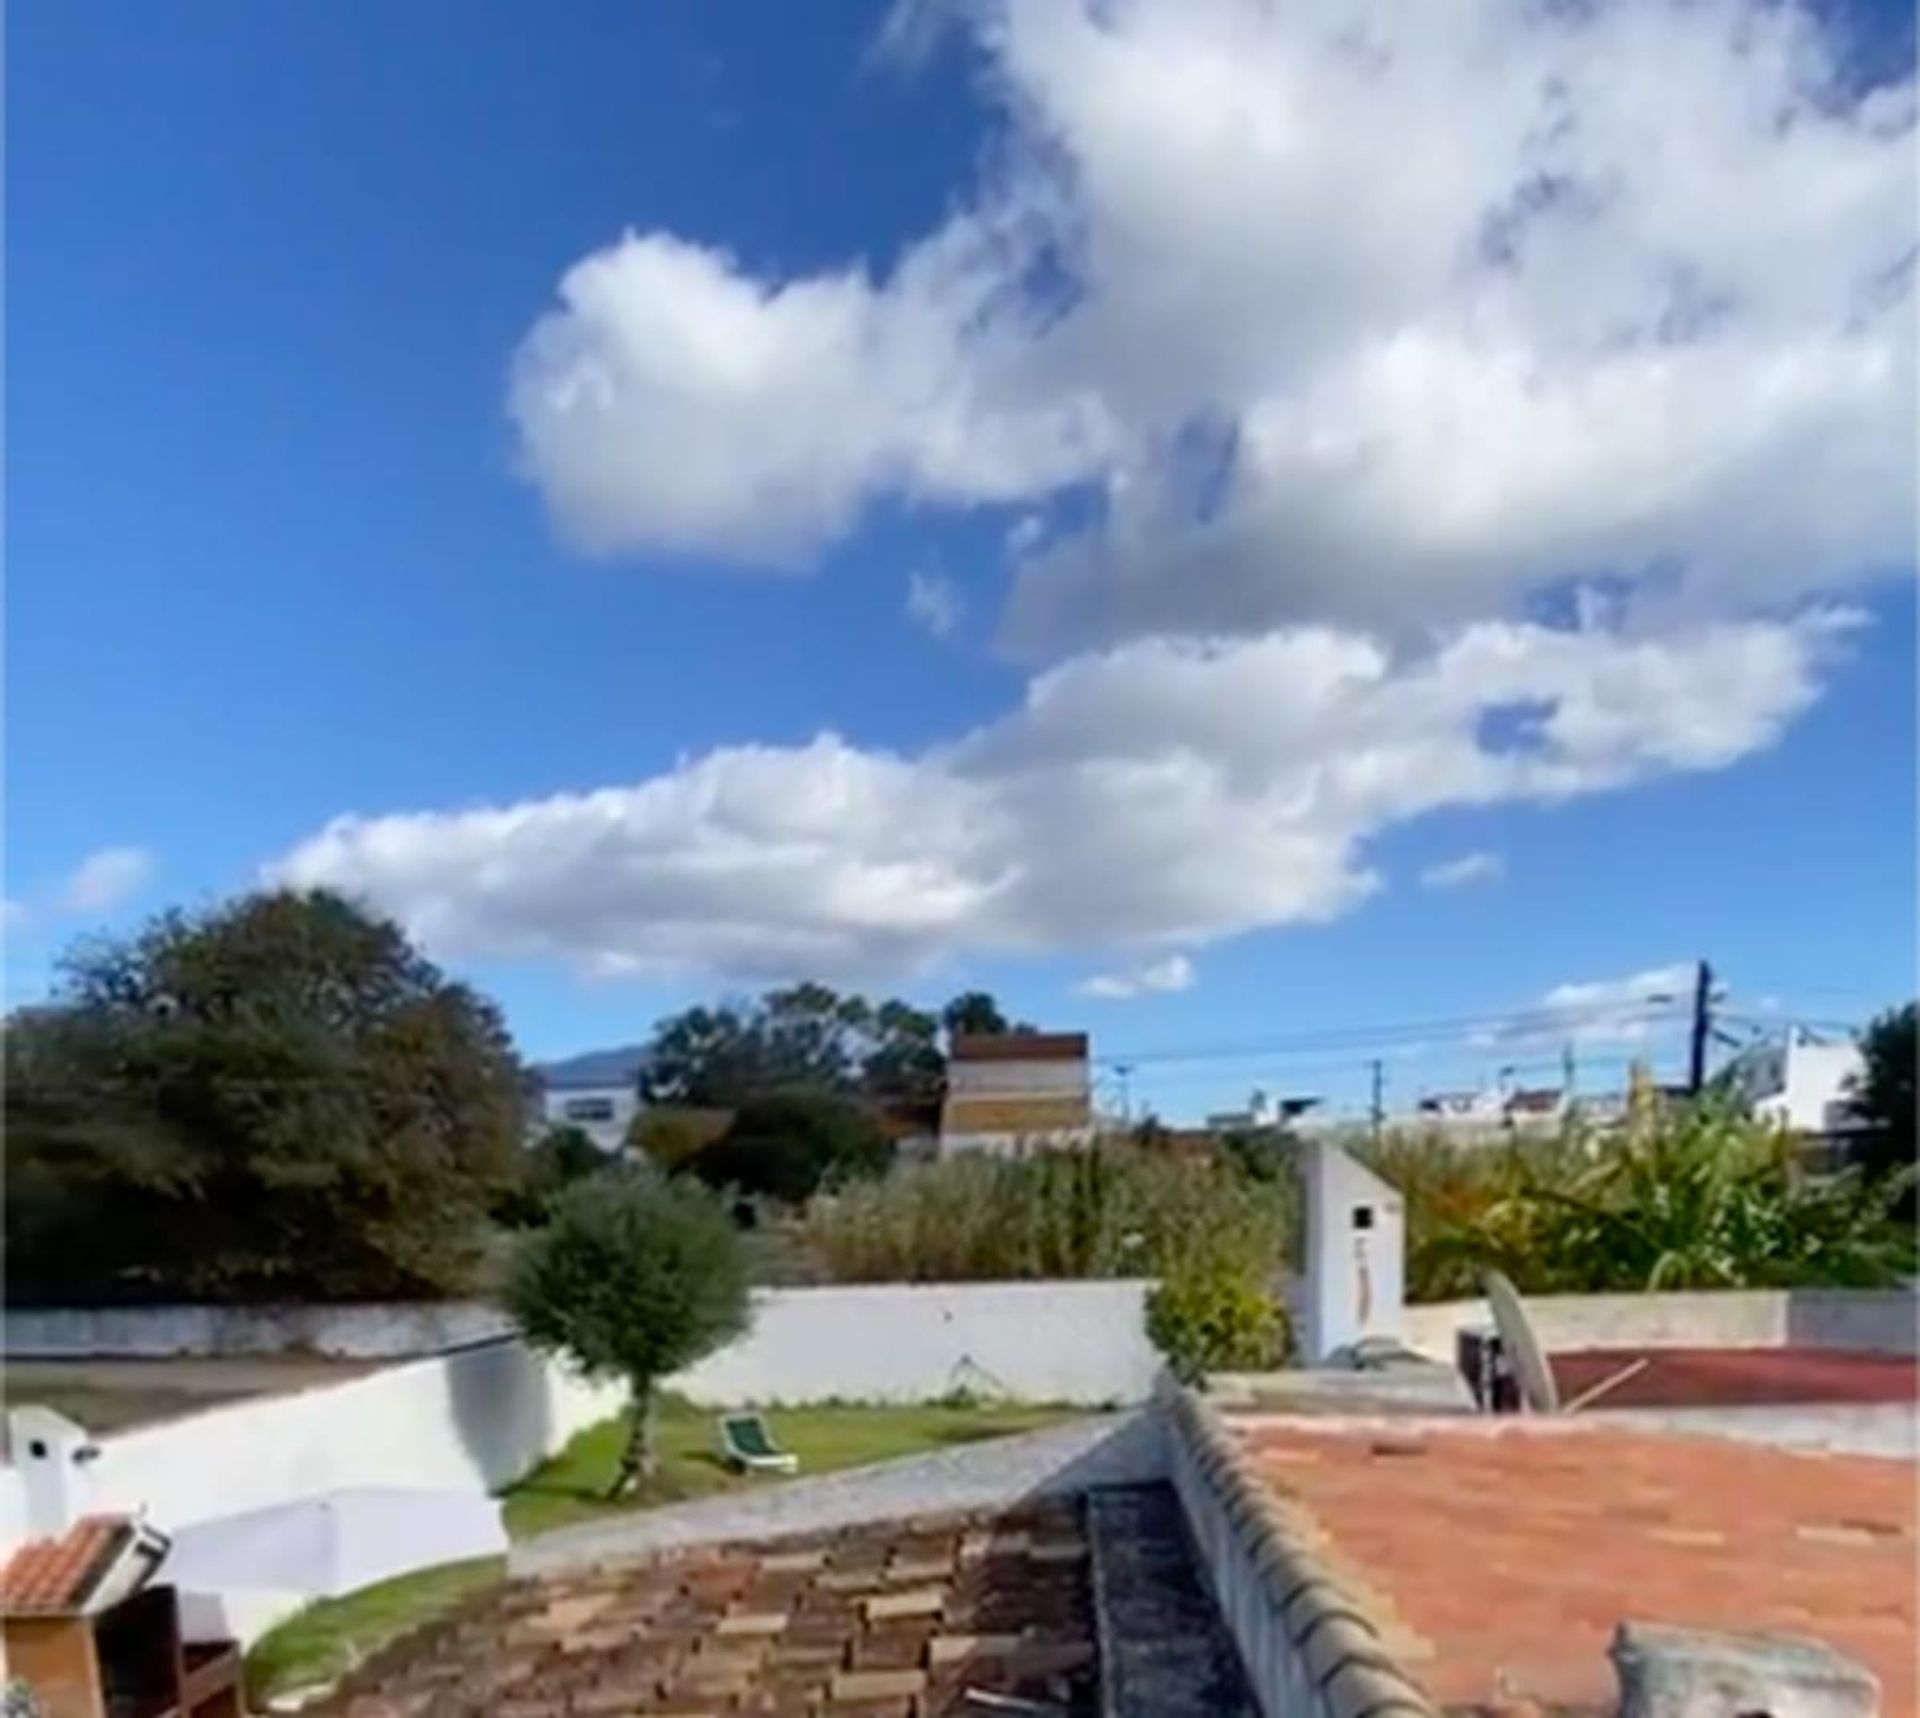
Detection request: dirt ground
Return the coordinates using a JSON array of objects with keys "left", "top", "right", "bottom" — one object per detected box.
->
[{"left": 3, "top": 1354, "right": 386, "bottom": 1434}]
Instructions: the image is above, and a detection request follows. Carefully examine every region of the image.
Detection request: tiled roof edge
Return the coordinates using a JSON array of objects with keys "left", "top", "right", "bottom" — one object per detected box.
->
[{"left": 1159, "top": 1378, "right": 1438, "bottom": 1718}]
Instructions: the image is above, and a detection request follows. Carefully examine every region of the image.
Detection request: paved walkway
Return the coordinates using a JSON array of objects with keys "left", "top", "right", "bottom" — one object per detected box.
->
[{"left": 514, "top": 1412, "right": 1164, "bottom": 1577}]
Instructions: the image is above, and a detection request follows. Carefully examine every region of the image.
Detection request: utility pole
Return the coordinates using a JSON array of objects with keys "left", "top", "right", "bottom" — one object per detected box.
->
[
  {"left": 1367, "top": 1058, "right": 1385, "bottom": 1142},
  {"left": 1687, "top": 958, "right": 1714, "bottom": 1096},
  {"left": 1561, "top": 1039, "right": 1577, "bottom": 1098}
]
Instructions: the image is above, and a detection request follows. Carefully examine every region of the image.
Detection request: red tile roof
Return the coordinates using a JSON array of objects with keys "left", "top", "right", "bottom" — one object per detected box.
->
[
  {"left": 0, "top": 1515, "right": 136, "bottom": 1616},
  {"left": 1554, "top": 1346, "right": 1918, "bottom": 1408},
  {"left": 949, "top": 1032, "right": 1088, "bottom": 1063},
  {"left": 1235, "top": 1420, "right": 1917, "bottom": 1716}
]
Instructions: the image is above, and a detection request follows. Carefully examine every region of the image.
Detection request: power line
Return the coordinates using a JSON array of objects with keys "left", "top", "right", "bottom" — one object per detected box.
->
[{"left": 1095, "top": 1003, "right": 1685, "bottom": 1070}]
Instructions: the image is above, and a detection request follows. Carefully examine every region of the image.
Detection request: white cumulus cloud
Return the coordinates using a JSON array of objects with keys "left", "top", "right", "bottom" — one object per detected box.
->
[
  {"left": 509, "top": 0, "right": 1911, "bottom": 652},
  {"left": 1078, "top": 953, "right": 1197, "bottom": 1000},
  {"left": 271, "top": 611, "right": 1848, "bottom": 981},
  {"left": 906, "top": 569, "right": 964, "bottom": 639},
  {"left": 1420, "top": 851, "right": 1504, "bottom": 890},
  {"left": 62, "top": 847, "right": 154, "bottom": 915}
]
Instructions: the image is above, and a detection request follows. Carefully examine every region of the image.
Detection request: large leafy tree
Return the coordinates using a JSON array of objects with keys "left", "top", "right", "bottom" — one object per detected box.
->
[
  {"left": 1852, "top": 1002, "right": 1916, "bottom": 1184},
  {"left": 4, "top": 889, "right": 525, "bottom": 1303},
  {"left": 506, "top": 1169, "right": 750, "bottom": 1493},
  {"left": 940, "top": 991, "right": 1036, "bottom": 1039},
  {"left": 639, "top": 983, "right": 945, "bottom": 1106}
]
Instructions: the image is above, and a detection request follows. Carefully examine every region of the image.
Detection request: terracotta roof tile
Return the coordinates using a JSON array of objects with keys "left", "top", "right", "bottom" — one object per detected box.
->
[
  {"left": 0, "top": 1515, "right": 135, "bottom": 1616},
  {"left": 1234, "top": 1421, "right": 1918, "bottom": 1717}
]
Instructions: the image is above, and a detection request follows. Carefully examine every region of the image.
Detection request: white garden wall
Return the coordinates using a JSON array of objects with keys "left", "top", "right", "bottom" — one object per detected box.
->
[
  {"left": 2, "top": 1301, "right": 514, "bottom": 1358},
  {"left": 1399, "top": 1286, "right": 1917, "bottom": 1361},
  {"left": 78, "top": 1341, "right": 619, "bottom": 1529},
  {"left": 4, "top": 1281, "right": 1160, "bottom": 1404},
  {"left": 673, "top": 1281, "right": 1157, "bottom": 1406}
]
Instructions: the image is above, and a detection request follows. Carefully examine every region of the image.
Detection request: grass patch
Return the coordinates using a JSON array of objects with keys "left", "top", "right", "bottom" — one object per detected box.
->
[
  {"left": 245, "top": 1394, "right": 1079, "bottom": 1705},
  {"left": 244, "top": 1557, "right": 502, "bottom": 1703},
  {"left": 501, "top": 1394, "right": 1078, "bottom": 1538}
]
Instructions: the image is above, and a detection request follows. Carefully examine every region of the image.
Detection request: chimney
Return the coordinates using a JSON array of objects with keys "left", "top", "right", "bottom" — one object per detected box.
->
[{"left": 7, "top": 1406, "right": 101, "bottom": 1539}]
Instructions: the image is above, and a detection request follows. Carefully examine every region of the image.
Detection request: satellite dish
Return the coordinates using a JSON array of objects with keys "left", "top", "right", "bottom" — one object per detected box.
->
[{"left": 1483, "top": 1270, "right": 1559, "bottom": 1413}]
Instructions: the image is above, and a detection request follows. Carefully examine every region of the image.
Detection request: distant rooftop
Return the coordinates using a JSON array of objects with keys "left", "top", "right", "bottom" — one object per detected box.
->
[{"left": 949, "top": 1032, "right": 1088, "bottom": 1063}]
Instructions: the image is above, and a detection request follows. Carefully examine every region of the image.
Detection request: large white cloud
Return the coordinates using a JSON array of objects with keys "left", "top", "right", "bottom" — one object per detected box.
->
[
  {"left": 272, "top": 610, "right": 1850, "bottom": 980},
  {"left": 510, "top": 0, "right": 1913, "bottom": 647}
]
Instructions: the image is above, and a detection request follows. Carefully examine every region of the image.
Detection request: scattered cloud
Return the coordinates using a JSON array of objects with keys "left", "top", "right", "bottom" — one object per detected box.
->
[
  {"left": 62, "top": 847, "right": 154, "bottom": 915},
  {"left": 906, "top": 569, "right": 964, "bottom": 640},
  {"left": 509, "top": 0, "right": 1912, "bottom": 652},
  {"left": 1420, "top": 850, "right": 1504, "bottom": 890},
  {"left": 1484, "top": 962, "right": 1696, "bottom": 1049},
  {"left": 2, "top": 899, "right": 28, "bottom": 930},
  {"left": 272, "top": 611, "right": 1848, "bottom": 981},
  {"left": 1078, "top": 953, "right": 1196, "bottom": 1000},
  {"left": 401, "top": 0, "right": 1911, "bottom": 985}
]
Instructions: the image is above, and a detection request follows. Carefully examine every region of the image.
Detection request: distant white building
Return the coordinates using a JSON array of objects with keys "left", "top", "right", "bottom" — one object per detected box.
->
[
  {"left": 534, "top": 1045, "right": 647, "bottom": 1151},
  {"left": 939, "top": 1032, "right": 1095, "bottom": 1156},
  {"left": 1719, "top": 1029, "right": 1866, "bottom": 1135}
]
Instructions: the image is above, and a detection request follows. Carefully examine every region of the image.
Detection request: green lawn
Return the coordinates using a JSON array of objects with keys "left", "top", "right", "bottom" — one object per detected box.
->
[{"left": 245, "top": 1395, "right": 1079, "bottom": 1704}]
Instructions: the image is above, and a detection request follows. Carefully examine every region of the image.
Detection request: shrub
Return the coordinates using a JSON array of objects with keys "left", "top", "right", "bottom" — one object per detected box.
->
[
  {"left": 495, "top": 1126, "right": 609, "bottom": 1227},
  {"left": 798, "top": 1143, "right": 1294, "bottom": 1283},
  {"left": 505, "top": 1168, "right": 750, "bottom": 1494},
  {"left": 687, "top": 1090, "right": 892, "bottom": 1205},
  {"left": 1357, "top": 1106, "right": 1916, "bottom": 1301},
  {"left": 1146, "top": 1260, "right": 1288, "bottom": 1384}
]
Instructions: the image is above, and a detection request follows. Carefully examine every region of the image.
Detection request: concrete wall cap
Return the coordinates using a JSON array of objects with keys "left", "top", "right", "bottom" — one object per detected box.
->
[
  {"left": 1282, "top": 1581, "right": 1375, "bottom": 1645},
  {"left": 1300, "top": 1613, "right": 1395, "bottom": 1684},
  {"left": 1325, "top": 1658, "right": 1439, "bottom": 1718}
]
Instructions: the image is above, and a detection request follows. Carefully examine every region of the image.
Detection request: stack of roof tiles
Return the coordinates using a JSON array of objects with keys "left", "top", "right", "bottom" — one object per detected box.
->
[
  {"left": 0, "top": 1515, "right": 136, "bottom": 1616},
  {"left": 315, "top": 1501, "right": 1097, "bottom": 1718}
]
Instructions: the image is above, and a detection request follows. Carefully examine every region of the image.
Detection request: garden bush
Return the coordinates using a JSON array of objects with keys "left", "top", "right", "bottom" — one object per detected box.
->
[
  {"left": 1145, "top": 1260, "right": 1288, "bottom": 1384},
  {"left": 1357, "top": 1105, "right": 1915, "bottom": 1301},
  {"left": 798, "top": 1143, "right": 1295, "bottom": 1283}
]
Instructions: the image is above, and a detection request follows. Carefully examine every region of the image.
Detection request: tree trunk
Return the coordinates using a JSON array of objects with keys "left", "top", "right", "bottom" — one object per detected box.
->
[{"left": 609, "top": 1378, "right": 657, "bottom": 1498}]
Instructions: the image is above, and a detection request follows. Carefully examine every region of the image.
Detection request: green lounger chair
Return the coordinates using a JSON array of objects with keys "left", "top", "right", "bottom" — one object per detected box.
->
[{"left": 718, "top": 1411, "right": 799, "bottom": 1475}]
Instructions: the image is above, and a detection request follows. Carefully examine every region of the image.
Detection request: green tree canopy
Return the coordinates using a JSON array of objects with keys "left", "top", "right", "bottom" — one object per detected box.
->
[
  {"left": 638, "top": 983, "right": 950, "bottom": 1106},
  {"left": 686, "top": 1090, "right": 893, "bottom": 1205},
  {"left": 940, "top": 991, "right": 1036, "bottom": 1039},
  {"left": 638, "top": 984, "right": 1033, "bottom": 1108},
  {"left": 1852, "top": 1002, "right": 1916, "bottom": 1183},
  {"left": 5, "top": 888, "right": 525, "bottom": 1303},
  {"left": 505, "top": 1169, "right": 750, "bottom": 1492}
]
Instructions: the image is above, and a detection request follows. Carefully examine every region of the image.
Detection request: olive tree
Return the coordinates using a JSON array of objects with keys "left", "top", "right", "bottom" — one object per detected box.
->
[{"left": 505, "top": 1168, "right": 750, "bottom": 1495}]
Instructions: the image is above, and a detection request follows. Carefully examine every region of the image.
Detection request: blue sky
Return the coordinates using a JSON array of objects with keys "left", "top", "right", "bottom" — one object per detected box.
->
[{"left": 8, "top": 0, "right": 1915, "bottom": 1119}]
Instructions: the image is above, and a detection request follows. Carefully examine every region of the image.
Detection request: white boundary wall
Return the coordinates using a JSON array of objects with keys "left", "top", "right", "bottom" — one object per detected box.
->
[
  {"left": 1399, "top": 1287, "right": 1917, "bottom": 1361},
  {"left": 673, "top": 1282, "right": 1157, "bottom": 1406},
  {"left": 4, "top": 1283, "right": 1159, "bottom": 1400},
  {"left": 2, "top": 1301, "right": 514, "bottom": 1358}
]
